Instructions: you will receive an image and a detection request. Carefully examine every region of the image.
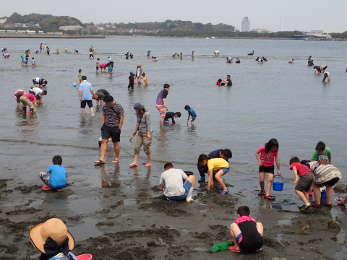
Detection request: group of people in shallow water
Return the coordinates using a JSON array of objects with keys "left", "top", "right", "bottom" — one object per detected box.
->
[
  {"left": 13, "top": 77, "right": 48, "bottom": 114},
  {"left": 216, "top": 75, "right": 232, "bottom": 86},
  {"left": 10, "top": 46, "right": 346, "bottom": 259}
]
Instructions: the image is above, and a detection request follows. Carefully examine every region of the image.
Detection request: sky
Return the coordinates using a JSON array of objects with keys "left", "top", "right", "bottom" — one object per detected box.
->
[{"left": 1, "top": 0, "right": 347, "bottom": 32}]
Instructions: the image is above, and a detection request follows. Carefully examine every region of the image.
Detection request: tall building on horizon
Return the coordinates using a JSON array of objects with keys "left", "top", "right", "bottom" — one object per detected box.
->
[{"left": 241, "top": 17, "right": 250, "bottom": 32}]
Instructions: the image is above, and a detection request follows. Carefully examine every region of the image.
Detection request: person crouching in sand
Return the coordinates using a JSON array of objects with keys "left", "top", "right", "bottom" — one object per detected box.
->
[
  {"left": 198, "top": 154, "right": 230, "bottom": 194},
  {"left": 159, "top": 162, "right": 196, "bottom": 203},
  {"left": 229, "top": 206, "right": 264, "bottom": 253}
]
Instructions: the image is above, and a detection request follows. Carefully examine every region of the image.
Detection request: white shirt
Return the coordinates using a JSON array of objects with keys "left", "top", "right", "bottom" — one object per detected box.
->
[
  {"left": 160, "top": 168, "right": 188, "bottom": 197},
  {"left": 31, "top": 87, "right": 43, "bottom": 95}
]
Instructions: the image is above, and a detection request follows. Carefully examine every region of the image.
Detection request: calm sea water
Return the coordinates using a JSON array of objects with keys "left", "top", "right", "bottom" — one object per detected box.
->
[{"left": 0, "top": 36, "right": 346, "bottom": 183}]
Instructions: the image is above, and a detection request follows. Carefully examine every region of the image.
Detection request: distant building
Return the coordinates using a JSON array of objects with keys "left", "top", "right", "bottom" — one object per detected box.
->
[
  {"left": 0, "top": 18, "right": 7, "bottom": 24},
  {"left": 252, "top": 28, "right": 272, "bottom": 33},
  {"left": 241, "top": 17, "right": 250, "bottom": 32},
  {"left": 59, "top": 25, "right": 83, "bottom": 32}
]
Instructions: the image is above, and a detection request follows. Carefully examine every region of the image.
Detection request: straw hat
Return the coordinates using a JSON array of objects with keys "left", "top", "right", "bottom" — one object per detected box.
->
[{"left": 29, "top": 218, "right": 75, "bottom": 253}]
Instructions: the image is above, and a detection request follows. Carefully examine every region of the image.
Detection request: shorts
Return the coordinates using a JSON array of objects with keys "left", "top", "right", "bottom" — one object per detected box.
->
[
  {"left": 134, "top": 134, "right": 152, "bottom": 155},
  {"left": 217, "top": 168, "right": 229, "bottom": 176},
  {"left": 191, "top": 116, "right": 197, "bottom": 122},
  {"left": 101, "top": 124, "right": 121, "bottom": 143},
  {"left": 317, "top": 177, "right": 339, "bottom": 187},
  {"left": 19, "top": 96, "right": 35, "bottom": 110},
  {"left": 40, "top": 171, "right": 50, "bottom": 185},
  {"left": 295, "top": 173, "right": 314, "bottom": 191},
  {"left": 238, "top": 235, "right": 263, "bottom": 253},
  {"left": 81, "top": 100, "right": 93, "bottom": 108},
  {"left": 167, "top": 181, "right": 193, "bottom": 201},
  {"left": 156, "top": 105, "right": 166, "bottom": 119},
  {"left": 108, "top": 67, "right": 113, "bottom": 73},
  {"left": 259, "top": 165, "right": 275, "bottom": 174}
]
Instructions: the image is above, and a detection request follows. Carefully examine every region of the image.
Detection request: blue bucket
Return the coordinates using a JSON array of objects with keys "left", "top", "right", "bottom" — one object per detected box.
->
[{"left": 273, "top": 176, "right": 284, "bottom": 191}]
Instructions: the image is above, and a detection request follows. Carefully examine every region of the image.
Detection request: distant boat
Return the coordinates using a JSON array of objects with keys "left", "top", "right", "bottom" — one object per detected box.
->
[{"left": 205, "top": 37, "right": 210, "bottom": 39}]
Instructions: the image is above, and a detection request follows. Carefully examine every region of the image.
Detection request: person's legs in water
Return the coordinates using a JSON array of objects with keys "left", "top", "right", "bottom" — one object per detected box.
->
[
  {"left": 326, "top": 185, "right": 334, "bottom": 206},
  {"left": 81, "top": 100, "right": 87, "bottom": 113},
  {"left": 113, "top": 141, "right": 120, "bottom": 163},
  {"left": 98, "top": 139, "right": 109, "bottom": 163},
  {"left": 313, "top": 184, "right": 322, "bottom": 207},
  {"left": 296, "top": 190, "right": 311, "bottom": 207},
  {"left": 130, "top": 134, "right": 142, "bottom": 167},
  {"left": 215, "top": 169, "right": 228, "bottom": 193},
  {"left": 265, "top": 173, "right": 274, "bottom": 198},
  {"left": 258, "top": 171, "right": 265, "bottom": 196},
  {"left": 143, "top": 136, "right": 152, "bottom": 167}
]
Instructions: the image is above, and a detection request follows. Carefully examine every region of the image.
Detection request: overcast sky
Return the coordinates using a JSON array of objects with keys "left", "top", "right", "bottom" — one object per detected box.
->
[{"left": 1, "top": 0, "right": 346, "bottom": 32}]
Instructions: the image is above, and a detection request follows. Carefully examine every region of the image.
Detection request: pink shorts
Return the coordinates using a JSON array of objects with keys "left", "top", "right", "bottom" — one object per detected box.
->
[{"left": 156, "top": 105, "right": 166, "bottom": 118}]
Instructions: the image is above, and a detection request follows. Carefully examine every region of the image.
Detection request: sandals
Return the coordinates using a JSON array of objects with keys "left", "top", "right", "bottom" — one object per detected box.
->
[
  {"left": 94, "top": 160, "right": 105, "bottom": 166},
  {"left": 143, "top": 163, "right": 152, "bottom": 167},
  {"left": 264, "top": 195, "right": 275, "bottom": 201},
  {"left": 129, "top": 162, "right": 138, "bottom": 168},
  {"left": 258, "top": 190, "right": 265, "bottom": 197},
  {"left": 228, "top": 245, "right": 240, "bottom": 253},
  {"left": 112, "top": 159, "right": 120, "bottom": 164}
]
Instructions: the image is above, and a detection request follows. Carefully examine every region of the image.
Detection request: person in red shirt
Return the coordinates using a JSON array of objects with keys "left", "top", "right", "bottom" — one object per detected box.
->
[
  {"left": 289, "top": 157, "right": 314, "bottom": 212},
  {"left": 255, "top": 138, "right": 281, "bottom": 200},
  {"left": 14, "top": 89, "right": 37, "bottom": 113}
]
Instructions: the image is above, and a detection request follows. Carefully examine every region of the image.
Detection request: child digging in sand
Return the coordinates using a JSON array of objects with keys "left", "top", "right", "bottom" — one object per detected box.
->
[
  {"left": 229, "top": 206, "right": 264, "bottom": 253},
  {"left": 40, "top": 155, "right": 68, "bottom": 191},
  {"left": 198, "top": 154, "right": 230, "bottom": 194},
  {"left": 289, "top": 157, "right": 314, "bottom": 212}
]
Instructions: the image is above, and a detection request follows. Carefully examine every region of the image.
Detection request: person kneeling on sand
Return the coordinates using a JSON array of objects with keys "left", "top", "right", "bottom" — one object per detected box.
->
[
  {"left": 29, "top": 218, "right": 77, "bottom": 260},
  {"left": 40, "top": 155, "right": 68, "bottom": 191},
  {"left": 229, "top": 206, "right": 264, "bottom": 253},
  {"left": 159, "top": 162, "right": 196, "bottom": 203}
]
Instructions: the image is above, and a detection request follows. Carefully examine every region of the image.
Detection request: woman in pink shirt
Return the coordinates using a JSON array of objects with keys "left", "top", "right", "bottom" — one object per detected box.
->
[{"left": 255, "top": 138, "right": 281, "bottom": 200}]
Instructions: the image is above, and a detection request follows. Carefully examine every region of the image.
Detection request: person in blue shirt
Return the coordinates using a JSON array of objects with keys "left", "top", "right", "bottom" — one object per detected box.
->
[
  {"left": 184, "top": 105, "right": 197, "bottom": 126},
  {"left": 197, "top": 149, "right": 232, "bottom": 185},
  {"left": 78, "top": 76, "right": 95, "bottom": 115},
  {"left": 40, "top": 155, "right": 68, "bottom": 190}
]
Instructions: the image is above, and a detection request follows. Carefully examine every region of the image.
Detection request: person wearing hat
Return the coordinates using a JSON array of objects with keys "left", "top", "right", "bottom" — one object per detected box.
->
[
  {"left": 29, "top": 218, "right": 77, "bottom": 260},
  {"left": 129, "top": 103, "right": 152, "bottom": 168}
]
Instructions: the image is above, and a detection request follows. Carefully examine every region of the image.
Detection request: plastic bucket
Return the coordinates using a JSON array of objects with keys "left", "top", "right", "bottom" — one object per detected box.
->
[
  {"left": 321, "top": 190, "right": 327, "bottom": 200},
  {"left": 77, "top": 254, "right": 93, "bottom": 260},
  {"left": 273, "top": 176, "right": 284, "bottom": 191}
]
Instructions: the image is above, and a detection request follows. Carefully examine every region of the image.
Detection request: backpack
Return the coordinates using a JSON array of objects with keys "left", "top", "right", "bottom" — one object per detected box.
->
[{"left": 309, "top": 161, "right": 342, "bottom": 185}]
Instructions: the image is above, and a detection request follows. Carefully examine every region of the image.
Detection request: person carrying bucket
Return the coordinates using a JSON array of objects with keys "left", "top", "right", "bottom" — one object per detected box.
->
[
  {"left": 289, "top": 157, "right": 314, "bottom": 212},
  {"left": 255, "top": 138, "right": 281, "bottom": 200}
]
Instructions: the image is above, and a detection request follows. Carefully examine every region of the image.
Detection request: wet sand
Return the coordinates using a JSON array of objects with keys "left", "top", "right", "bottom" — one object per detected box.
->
[{"left": 0, "top": 143, "right": 346, "bottom": 259}]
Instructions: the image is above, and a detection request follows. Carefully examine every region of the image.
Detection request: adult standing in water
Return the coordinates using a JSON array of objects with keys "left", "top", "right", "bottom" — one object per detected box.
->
[
  {"left": 79, "top": 76, "right": 95, "bottom": 115},
  {"left": 129, "top": 103, "right": 152, "bottom": 168},
  {"left": 95, "top": 95, "right": 124, "bottom": 166},
  {"left": 155, "top": 84, "right": 170, "bottom": 126}
]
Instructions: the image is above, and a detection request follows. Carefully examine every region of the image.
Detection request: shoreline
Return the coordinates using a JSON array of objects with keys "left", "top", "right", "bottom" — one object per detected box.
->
[
  {"left": 0, "top": 33, "right": 105, "bottom": 39},
  {"left": 0, "top": 33, "right": 346, "bottom": 41}
]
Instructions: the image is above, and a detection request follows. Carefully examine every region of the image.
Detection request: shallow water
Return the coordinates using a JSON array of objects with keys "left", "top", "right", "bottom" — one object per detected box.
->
[{"left": 0, "top": 37, "right": 347, "bottom": 259}]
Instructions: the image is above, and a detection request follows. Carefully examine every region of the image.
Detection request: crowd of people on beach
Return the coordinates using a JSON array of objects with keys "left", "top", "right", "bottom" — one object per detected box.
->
[{"left": 6, "top": 45, "right": 345, "bottom": 259}]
